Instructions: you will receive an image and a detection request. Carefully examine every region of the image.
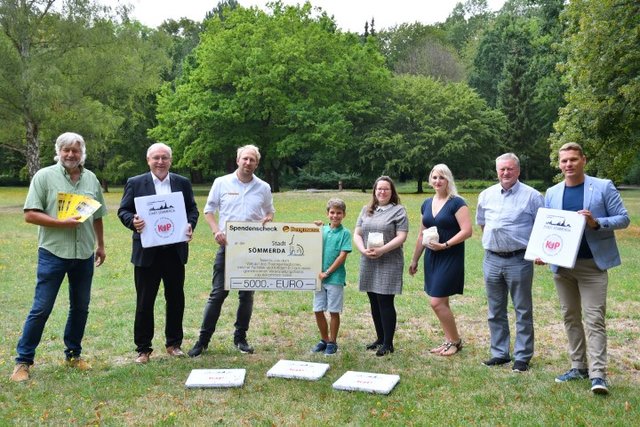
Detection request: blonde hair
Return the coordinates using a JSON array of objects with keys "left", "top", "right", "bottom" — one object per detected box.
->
[
  {"left": 236, "top": 144, "right": 261, "bottom": 161},
  {"left": 430, "top": 164, "right": 458, "bottom": 199}
]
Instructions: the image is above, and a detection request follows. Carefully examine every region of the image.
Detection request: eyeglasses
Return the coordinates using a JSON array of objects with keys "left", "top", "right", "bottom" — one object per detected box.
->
[
  {"left": 150, "top": 156, "right": 171, "bottom": 161},
  {"left": 376, "top": 188, "right": 391, "bottom": 192}
]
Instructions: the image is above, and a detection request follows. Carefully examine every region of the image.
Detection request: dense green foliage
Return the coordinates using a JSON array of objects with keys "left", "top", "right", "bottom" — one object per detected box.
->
[
  {"left": 550, "top": 0, "right": 640, "bottom": 183},
  {"left": 1, "top": 0, "right": 639, "bottom": 188}
]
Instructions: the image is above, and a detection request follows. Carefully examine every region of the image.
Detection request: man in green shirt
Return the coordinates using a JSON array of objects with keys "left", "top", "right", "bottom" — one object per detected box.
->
[{"left": 10, "top": 132, "right": 106, "bottom": 382}]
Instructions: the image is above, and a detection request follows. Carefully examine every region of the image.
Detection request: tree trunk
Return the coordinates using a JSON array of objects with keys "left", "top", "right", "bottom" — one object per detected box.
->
[
  {"left": 416, "top": 171, "right": 425, "bottom": 193},
  {"left": 25, "top": 120, "right": 40, "bottom": 179}
]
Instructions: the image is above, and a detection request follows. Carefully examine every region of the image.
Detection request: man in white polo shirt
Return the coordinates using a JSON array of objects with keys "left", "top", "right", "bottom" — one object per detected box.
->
[{"left": 188, "top": 144, "right": 275, "bottom": 357}]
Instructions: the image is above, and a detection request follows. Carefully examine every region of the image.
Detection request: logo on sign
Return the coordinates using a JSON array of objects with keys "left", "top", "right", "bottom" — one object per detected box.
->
[
  {"left": 542, "top": 234, "right": 562, "bottom": 256},
  {"left": 154, "top": 217, "right": 175, "bottom": 239}
]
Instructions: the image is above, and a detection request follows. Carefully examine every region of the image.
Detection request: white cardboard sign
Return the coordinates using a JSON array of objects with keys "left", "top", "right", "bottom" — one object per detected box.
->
[
  {"left": 184, "top": 369, "right": 246, "bottom": 388},
  {"left": 332, "top": 371, "right": 400, "bottom": 395},
  {"left": 267, "top": 360, "right": 330, "bottom": 381},
  {"left": 524, "top": 208, "right": 586, "bottom": 269},
  {"left": 134, "top": 192, "right": 189, "bottom": 248}
]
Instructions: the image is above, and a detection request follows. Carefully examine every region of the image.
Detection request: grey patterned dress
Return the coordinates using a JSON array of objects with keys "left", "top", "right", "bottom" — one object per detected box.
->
[{"left": 356, "top": 204, "right": 409, "bottom": 295}]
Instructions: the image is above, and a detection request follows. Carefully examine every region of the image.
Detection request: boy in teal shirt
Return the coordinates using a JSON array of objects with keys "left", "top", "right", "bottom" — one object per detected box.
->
[{"left": 312, "top": 198, "right": 352, "bottom": 355}]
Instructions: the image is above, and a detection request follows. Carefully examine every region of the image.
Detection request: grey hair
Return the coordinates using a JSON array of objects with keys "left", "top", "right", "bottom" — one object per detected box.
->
[
  {"left": 54, "top": 132, "right": 86, "bottom": 165},
  {"left": 237, "top": 144, "right": 261, "bottom": 162},
  {"left": 430, "top": 163, "right": 458, "bottom": 199},
  {"left": 326, "top": 198, "right": 346, "bottom": 212},
  {"left": 496, "top": 152, "right": 520, "bottom": 168},
  {"left": 147, "top": 142, "right": 173, "bottom": 158}
]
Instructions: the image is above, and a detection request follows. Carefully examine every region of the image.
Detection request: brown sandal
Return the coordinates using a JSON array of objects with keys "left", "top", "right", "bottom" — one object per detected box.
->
[
  {"left": 439, "top": 339, "right": 463, "bottom": 356},
  {"left": 430, "top": 342, "right": 448, "bottom": 354}
]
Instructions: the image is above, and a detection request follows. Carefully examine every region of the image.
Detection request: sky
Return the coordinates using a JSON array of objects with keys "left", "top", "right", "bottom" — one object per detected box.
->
[{"left": 99, "top": 0, "right": 507, "bottom": 32}]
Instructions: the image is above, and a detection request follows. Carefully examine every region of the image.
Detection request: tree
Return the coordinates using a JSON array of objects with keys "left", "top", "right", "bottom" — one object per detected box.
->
[
  {"left": 0, "top": 0, "right": 171, "bottom": 182},
  {"left": 378, "top": 23, "right": 465, "bottom": 82},
  {"left": 550, "top": 0, "right": 640, "bottom": 182},
  {"left": 469, "top": 0, "right": 566, "bottom": 180},
  {"left": 151, "top": 1, "right": 390, "bottom": 191},
  {"left": 362, "top": 75, "right": 507, "bottom": 192}
]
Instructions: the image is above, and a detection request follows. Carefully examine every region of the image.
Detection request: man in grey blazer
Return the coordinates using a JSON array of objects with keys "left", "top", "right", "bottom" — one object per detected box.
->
[
  {"left": 543, "top": 142, "right": 629, "bottom": 395},
  {"left": 118, "top": 143, "right": 199, "bottom": 363}
]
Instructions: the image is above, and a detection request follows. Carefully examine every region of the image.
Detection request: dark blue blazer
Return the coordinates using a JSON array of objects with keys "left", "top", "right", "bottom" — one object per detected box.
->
[{"left": 118, "top": 172, "right": 199, "bottom": 267}]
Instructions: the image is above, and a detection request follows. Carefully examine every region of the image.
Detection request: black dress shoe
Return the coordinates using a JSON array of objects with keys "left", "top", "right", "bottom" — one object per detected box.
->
[
  {"left": 234, "top": 340, "right": 254, "bottom": 354},
  {"left": 366, "top": 340, "right": 382, "bottom": 351},
  {"left": 187, "top": 341, "right": 207, "bottom": 358},
  {"left": 376, "top": 345, "right": 394, "bottom": 357},
  {"left": 482, "top": 357, "right": 511, "bottom": 366}
]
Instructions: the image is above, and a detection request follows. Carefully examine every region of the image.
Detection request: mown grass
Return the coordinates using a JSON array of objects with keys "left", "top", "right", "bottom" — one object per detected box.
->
[{"left": 1, "top": 185, "right": 638, "bottom": 426}]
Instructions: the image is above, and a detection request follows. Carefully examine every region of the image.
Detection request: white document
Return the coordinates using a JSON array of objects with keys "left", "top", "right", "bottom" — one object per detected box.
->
[
  {"left": 524, "top": 208, "right": 587, "bottom": 269},
  {"left": 267, "top": 360, "right": 330, "bottom": 381},
  {"left": 185, "top": 369, "right": 246, "bottom": 388},
  {"left": 134, "top": 192, "right": 189, "bottom": 248},
  {"left": 332, "top": 371, "right": 400, "bottom": 395}
]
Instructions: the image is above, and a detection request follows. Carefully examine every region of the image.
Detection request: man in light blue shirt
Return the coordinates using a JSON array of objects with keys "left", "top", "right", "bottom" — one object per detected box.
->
[{"left": 477, "top": 153, "right": 543, "bottom": 373}]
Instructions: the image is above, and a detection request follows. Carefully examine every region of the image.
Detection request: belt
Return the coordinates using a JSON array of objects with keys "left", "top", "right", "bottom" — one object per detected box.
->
[{"left": 487, "top": 249, "right": 526, "bottom": 258}]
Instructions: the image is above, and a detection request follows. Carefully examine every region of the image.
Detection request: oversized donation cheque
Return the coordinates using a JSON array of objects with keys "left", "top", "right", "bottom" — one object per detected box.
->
[
  {"left": 524, "top": 208, "right": 586, "bottom": 269},
  {"left": 225, "top": 221, "right": 322, "bottom": 291},
  {"left": 134, "top": 192, "right": 189, "bottom": 248},
  {"left": 57, "top": 192, "right": 102, "bottom": 222}
]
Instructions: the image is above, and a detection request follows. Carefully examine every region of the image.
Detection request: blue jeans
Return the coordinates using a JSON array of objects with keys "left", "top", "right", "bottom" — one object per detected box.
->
[
  {"left": 483, "top": 251, "right": 534, "bottom": 362},
  {"left": 15, "top": 248, "right": 94, "bottom": 365}
]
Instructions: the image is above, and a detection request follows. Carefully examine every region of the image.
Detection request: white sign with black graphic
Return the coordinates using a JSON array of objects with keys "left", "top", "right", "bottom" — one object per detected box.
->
[
  {"left": 134, "top": 192, "right": 189, "bottom": 248},
  {"left": 524, "top": 208, "right": 586, "bottom": 268}
]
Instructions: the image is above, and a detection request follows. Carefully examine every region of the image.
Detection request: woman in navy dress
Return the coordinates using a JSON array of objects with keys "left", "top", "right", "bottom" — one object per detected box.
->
[{"left": 409, "top": 164, "right": 472, "bottom": 356}]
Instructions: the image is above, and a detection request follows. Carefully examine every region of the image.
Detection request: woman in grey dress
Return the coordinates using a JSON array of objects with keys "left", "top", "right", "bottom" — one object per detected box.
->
[{"left": 353, "top": 176, "right": 408, "bottom": 356}]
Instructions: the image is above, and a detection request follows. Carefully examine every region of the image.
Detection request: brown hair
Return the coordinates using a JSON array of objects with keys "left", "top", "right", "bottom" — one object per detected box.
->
[
  {"left": 366, "top": 176, "right": 400, "bottom": 215},
  {"left": 559, "top": 142, "right": 585, "bottom": 157}
]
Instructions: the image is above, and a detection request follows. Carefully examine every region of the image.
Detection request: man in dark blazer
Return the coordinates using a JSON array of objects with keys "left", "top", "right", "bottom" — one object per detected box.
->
[{"left": 118, "top": 143, "right": 199, "bottom": 363}]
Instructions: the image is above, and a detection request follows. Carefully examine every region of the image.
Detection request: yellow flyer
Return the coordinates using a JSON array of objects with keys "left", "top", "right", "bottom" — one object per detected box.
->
[{"left": 56, "top": 192, "right": 102, "bottom": 222}]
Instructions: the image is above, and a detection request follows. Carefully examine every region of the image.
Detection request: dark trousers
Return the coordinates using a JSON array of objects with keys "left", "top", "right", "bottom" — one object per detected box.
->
[
  {"left": 367, "top": 292, "right": 397, "bottom": 347},
  {"left": 134, "top": 247, "right": 185, "bottom": 353},
  {"left": 197, "top": 246, "right": 254, "bottom": 345}
]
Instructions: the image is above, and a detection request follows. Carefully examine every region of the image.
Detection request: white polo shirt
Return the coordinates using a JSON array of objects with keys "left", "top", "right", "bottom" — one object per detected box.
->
[{"left": 204, "top": 171, "right": 275, "bottom": 230}]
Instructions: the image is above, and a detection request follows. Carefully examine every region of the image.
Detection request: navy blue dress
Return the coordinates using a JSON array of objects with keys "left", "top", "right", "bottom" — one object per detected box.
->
[{"left": 421, "top": 196, "right": 466, "bottom": 297}]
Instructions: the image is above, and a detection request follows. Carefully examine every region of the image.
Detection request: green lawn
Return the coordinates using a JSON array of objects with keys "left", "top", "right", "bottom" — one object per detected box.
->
[{"left": 1, "top": 186, "right": 638, "bottom": 425}]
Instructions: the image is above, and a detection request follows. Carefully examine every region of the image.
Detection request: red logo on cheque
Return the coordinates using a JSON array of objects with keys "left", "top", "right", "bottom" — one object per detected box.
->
[
  {"left": 542, "top": 234, "right": 562, "bottom": 256},
  {"left": 154, "top": 217, "right": 175, "bottom": 239}
]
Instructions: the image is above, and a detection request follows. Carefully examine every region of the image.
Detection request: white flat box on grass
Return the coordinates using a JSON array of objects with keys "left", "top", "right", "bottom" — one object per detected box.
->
[
  {"left": 185, "top": 369, "right": 246, "bottom": 388},
  {"left": 332, "top": 371, "right": 400, "bottom": 395},
  {"left": 267, "top": 359, "right": 330, "bottom": 381}
]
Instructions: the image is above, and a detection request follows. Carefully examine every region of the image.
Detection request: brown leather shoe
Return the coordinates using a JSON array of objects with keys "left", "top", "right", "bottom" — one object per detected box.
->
[
  {"left": 65, "top": 357, "right": 92, "bottom": 371},
  {"left": 10, "top": 363, "right": 30, "bottom": 382},
  {"left": 166, "top": 346, "right": 186, "bottom": 357},
  {"left": 135, "top": 352, "right": 151, "bottom": 364}
]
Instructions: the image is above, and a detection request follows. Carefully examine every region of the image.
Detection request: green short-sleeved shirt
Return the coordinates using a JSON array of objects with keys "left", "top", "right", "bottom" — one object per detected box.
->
[
  {"left": 322, "top": 224, "right": 352, "bottom": 286},
  {"left": 24, "top": 163, "right": 107, "bottom": 260}
]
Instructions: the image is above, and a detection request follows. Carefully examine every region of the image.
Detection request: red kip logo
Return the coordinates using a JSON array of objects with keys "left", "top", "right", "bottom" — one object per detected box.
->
[
  {"left": 154, "top": 217, "right": 175, "bottom": 239},
  {"left": 542, "top": 234, "right": 562, "bottom": 256}
]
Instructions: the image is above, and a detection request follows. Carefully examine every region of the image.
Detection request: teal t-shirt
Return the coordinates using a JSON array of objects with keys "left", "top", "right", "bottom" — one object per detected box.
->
[{"left": 322, "top": 224, "right": 352, "bottom": 286}]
